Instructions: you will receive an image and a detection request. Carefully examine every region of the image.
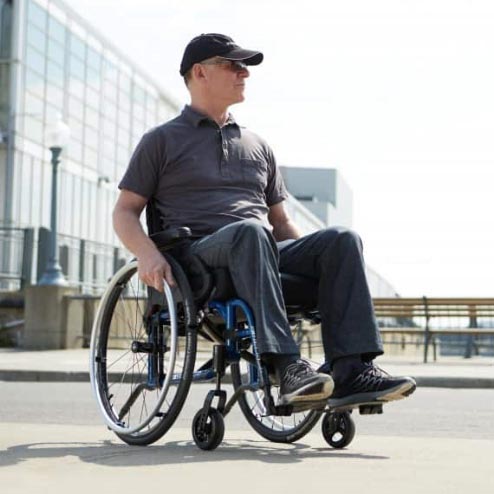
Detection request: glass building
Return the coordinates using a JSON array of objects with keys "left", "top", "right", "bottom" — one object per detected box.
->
[{"left": 0, "top": 0, "right": 179, "bottom": 291}]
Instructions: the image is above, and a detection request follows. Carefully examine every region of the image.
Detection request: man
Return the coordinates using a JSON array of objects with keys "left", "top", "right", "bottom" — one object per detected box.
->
[{"left": 113, "top": 33, "right": 416, "bottom": 408}]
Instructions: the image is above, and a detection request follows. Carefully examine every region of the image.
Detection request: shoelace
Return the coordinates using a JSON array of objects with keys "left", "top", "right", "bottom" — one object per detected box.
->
[
  {"left": 362, "top": 362, "right": 390, "bottom": 378},
  {"left": 283, "top": 359, "right": 314, "bottom": 381}
]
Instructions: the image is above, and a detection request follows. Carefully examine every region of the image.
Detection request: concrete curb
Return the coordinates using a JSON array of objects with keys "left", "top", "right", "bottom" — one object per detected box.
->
[{"left": 1, "top": 369, "right": 493, "bottom": 389}]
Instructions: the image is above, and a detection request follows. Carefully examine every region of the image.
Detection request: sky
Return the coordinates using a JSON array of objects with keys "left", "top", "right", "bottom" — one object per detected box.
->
[{"left": 64, "top": 0, "right": 494, "bottom": 297}]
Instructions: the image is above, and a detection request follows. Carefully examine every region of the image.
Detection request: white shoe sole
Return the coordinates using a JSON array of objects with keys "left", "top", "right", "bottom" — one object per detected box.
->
[{"left": 280, "top": 377, "right": 334, "bottom": 405}]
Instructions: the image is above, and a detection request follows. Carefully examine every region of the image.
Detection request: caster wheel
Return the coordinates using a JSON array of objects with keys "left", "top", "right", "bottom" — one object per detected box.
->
[
  {"left": 192, "top": 407, "right": 225, "bottom": 451},
  {"left": 322, "top": 411, "right": 356, "bottom": 449}
]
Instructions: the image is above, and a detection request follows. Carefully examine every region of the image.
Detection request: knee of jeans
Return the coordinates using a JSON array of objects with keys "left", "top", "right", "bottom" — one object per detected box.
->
[
  {"left": 235, "top": 219, "right": 271, "bottom": 240},
  {"left": 336, "top": 228, "right": 363, "bottom": 251}
]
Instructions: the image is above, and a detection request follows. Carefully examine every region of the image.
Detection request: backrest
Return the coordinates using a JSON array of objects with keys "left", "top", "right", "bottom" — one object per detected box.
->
[{"left": 145, "top": 198, "right": 162, "bottom": 236}]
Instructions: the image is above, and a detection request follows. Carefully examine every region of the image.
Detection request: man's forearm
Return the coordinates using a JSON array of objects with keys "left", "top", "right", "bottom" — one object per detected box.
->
[{"left": 113, "top": 209, "right": 159, "bottom": 259}]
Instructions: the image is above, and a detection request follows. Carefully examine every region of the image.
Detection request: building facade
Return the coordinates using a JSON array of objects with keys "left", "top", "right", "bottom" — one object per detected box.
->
[{"left": 0, "top": 0, "right": 179, "bottom": 291}]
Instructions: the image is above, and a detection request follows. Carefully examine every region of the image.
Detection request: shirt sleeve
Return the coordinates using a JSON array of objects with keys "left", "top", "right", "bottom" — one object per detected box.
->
[
  {"left": 118, "top": 129, "right": 164, "bottom": 199},
  {"left": 264, "top": 145, "right": 288, "bottom": 206}
]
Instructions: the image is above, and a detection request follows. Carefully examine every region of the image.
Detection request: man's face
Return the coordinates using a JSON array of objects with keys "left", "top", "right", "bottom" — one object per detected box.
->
[{"left": 199, "top": 57, "right": 250, "bottom": 106}]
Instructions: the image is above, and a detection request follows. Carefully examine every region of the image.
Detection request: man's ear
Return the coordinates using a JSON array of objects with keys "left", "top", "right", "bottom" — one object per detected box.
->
[{"left": 191, "top": 63, "right": 207, "bottom": 82}]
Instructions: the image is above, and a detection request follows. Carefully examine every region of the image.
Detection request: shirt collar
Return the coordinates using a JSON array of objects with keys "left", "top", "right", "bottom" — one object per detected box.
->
[{"left": 181, "top": 105, "right": 238, "bottom": 128}]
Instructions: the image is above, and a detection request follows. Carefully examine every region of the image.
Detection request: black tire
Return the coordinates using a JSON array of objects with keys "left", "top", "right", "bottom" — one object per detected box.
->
[
  {"left": 89, "top": 254, "right": 197, "bottom": 446},
  {"left": 321, "top": 411, "right": 356, "bottom": 449},
  {"left": 231, "top": 357, "right": 322, "bottom": 443},
  {"left": 192, "top": 408, "right": 225, "bottom": 451}
]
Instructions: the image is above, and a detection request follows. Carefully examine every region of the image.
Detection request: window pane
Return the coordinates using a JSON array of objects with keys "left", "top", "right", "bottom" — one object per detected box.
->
[
  {"left": 101, "top": 156, "right": 114, "bottom": 177},
  {"left": 68, "top": 78, "right": 84, "bottom": 97},
  {"left": 87, "top": 47, "right": 101, "bottom": 70},
  {"left": 86, "top": 87, "right": 99, "bottom": 108},
  {"left": 133, "top": 84, "right": 146, "bottom": 105},
  {"left": 103, "top": 81, "right": 117, "bottom": 103},
  {"left": 85, "top": 107, "right": 99, "bottom": 128},
  {"left": 45, "top": 103, "right": 61, "bottom": 123},
  {"left": 86, "top": 66, "right": 100, "bottom": 89},
  {"left": 68, "top": 95, "right": 84, "bottom": 121},
  {"left": 68, "top": 138, "right": 83, "bottom": 162},
  {"left": 25, "top": 68, "right": 45, "bottom": 97},
  {"left": 48, "top": 15, "right": 65, "bottom": 44},
  {"left": 102, "top": 101, "right": 116, "bottom": 121},
  {"left": 118, "top": 90, "right": 130, "bottom": 111},
  {"left": 117, "top": 145, "right": 129, "bottom": 167},
  {"left": 70, "top": 33, "right": 86, "bottom": 60},
  {"left": 23, "top": 115, "right": 43, "bottom": 143},
  {"left": 119, "top": 73, "right": 131, "bottom": 94},
  {"left": 69, "top": 56, "right": 85, "bottom": 81},
  {"left": 27, "top": 0, "right": 46, "bottom": 30},
  {"left": 24, "top": 91, "right": 44, "bottom": 117},
  {"left": 103, "top": 139, "right": 115, "bottom": 159},
  {"left": 84, "top": 147, "right": 98, "bottom": 170},
  {"left": 26, "top": 23, "right": 46, "bottom": 54},
  {"left": 85, "top": 125, "right": 98, "bottom": 150},
  {"left": 47, "top": 38, "right": 65, "bottom": 66},
  {"left": 67, "top": 117, "right": 83, "bottom": 141},
  {"left": 46, "top": 84, "right": 64, "bottom": 108},
  {"left": 81, "top": 179, "right": 89, "bottom": 238},
  {"left": 25, "top": 45, "right": 45, "bottom": 75},
  {"left": 117, "top": 110, "right": 130, "bottom": 131},
  {"left": 103, "top": 59, "right": 118, "bottom": 84},
  {"left": 20, "top": 158, "right": 33, "bottom": 225},
  {"left": 46, "top": 60, "right": 64, "bottom": 87}
]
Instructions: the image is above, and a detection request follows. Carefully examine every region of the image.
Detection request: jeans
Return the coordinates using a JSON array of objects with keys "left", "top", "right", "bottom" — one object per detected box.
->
[{"left": 190, "top": 219, "right": 383, "bottom": 364}]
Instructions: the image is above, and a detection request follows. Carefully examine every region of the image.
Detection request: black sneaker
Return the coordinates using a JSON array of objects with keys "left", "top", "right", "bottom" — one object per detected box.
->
[
  {"left": 327, "top": 362, "right": 416, "bottom": 409},
  {"left": 280, "top": 359, "right": 334, "bottom": 405}
]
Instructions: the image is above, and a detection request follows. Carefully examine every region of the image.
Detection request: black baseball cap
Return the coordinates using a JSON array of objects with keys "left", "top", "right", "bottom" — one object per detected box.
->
[{"left": 180, "top": 33, "right": 263, "bottom": 76}]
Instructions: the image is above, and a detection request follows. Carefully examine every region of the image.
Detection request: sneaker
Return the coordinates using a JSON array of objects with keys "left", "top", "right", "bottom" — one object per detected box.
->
[
  {"left": 280, "top": 359, "right": 334, "bottom": 405},
  {"left": 327, "top": 362, "right": 416, "bottom": 409}
]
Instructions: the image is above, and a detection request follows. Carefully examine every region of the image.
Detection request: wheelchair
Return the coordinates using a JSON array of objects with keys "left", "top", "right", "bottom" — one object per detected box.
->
[{"left": 89, "top": 215, "right": 383, "bottom": 451}]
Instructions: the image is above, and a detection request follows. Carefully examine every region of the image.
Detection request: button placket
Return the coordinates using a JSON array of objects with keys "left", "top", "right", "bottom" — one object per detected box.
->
[{"left": 219, "top": 129, "right": 229, "bottom": 176}]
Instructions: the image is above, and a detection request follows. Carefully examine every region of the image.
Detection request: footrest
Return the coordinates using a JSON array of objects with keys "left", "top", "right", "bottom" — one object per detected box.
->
[{"left": 359, "top": 403, "right": 383, "bottom": 415}]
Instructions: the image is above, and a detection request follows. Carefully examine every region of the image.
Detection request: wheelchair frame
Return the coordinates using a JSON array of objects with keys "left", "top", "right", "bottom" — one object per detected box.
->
[{"left": 89, "top": 219, "right": 382, "bottom": 451}]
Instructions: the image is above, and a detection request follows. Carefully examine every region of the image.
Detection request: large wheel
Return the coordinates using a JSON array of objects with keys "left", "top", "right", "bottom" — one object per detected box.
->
[
  {"left": 89, "top": 255, "right": 197, "bottom": 445},
  {"left": 231, "top": 356, "right": 322, "bottom": 443}
]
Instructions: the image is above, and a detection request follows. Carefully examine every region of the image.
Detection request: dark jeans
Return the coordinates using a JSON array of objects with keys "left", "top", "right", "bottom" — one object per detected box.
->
[{"left": 190, "top": 219, "right": 383, "bottom": 364}]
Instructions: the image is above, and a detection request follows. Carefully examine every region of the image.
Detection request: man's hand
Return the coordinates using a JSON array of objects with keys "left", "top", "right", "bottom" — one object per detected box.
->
[{"left": 137, "top": 251, "right": 176, "bottom": 292}]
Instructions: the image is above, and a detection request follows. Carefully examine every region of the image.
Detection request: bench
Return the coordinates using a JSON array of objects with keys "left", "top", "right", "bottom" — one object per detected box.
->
[{"left": 373, "top": 297, "right": 494, "bottom": 362}]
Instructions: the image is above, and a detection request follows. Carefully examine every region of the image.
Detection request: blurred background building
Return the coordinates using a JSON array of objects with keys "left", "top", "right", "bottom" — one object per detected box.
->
[
  {"left": 0, "top": 0, "right": 397, "bottom": 297},
  {"left": 0, "top": 0, "right": 178, "bottom": 291}
]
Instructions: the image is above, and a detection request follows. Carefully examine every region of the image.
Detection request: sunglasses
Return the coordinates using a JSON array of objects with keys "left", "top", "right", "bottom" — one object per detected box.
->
[{"left": 200, "top": 58, "right": 248, "bottom": 72}]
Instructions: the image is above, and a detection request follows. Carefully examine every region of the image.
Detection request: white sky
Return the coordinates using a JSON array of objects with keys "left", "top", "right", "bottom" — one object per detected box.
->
[{"left": 65, "top": 0, "right": 494, "bottom": 297}]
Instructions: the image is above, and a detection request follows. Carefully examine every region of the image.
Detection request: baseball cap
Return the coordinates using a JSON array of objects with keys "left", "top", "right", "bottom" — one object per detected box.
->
[{"left": 180, "top": 33, "right": 263, "bottom": 76}]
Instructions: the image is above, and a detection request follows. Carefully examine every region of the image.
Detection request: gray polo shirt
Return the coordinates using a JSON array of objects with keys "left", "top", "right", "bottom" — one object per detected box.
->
[{"left": 119, "top": 105, "right": 288, "bottom": 236}]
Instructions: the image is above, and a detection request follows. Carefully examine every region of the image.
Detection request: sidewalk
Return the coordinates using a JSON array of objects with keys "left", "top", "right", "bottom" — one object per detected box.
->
[{"left": 0, "top": 348, "right": 493, "bottom": 388}]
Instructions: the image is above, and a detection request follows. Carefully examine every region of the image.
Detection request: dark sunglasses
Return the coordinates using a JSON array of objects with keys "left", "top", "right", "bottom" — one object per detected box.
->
[{"left": 201, "top": 58, "right": 248, "bottom": 72}]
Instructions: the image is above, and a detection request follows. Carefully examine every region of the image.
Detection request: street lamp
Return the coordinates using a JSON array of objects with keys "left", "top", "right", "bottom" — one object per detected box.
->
[{"left": 38, "top": 114, "right": 71, "bottom": 286}]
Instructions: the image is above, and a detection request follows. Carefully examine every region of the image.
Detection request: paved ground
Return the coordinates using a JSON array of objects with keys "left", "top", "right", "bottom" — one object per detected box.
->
[
  {"left": 0, "top": 348, "right": 493, "bottom": 388},
  {"left": 0, "top": 422, "right": 493, "bottom": 494},
  {"left": 1, "top": 351, "right": 493, "bottom": 493}
]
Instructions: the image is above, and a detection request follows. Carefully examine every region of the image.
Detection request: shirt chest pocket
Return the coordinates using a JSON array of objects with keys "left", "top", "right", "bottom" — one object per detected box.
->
[{"left": 240, "top": 159, "right": 268, "bottom": 190}]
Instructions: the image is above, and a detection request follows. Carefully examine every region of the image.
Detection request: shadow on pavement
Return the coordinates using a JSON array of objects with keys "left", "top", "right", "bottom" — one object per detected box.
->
[{"left": 0, "top": 438, "right": 389, "bottom": 467}]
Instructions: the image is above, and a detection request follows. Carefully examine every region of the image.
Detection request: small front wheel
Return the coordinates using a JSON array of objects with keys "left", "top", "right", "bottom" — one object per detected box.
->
[
  {"left": 192, "top": 408, "right": 225, "bottom": 451},
  {"left": 322, "top": 411, "right": 356, "bottom": 449}
]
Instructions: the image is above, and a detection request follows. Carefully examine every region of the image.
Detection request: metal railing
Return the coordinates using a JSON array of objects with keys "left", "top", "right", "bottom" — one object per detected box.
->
[
  {"left": 56, "top": 232, "right": 128, "bottom": 294},
  {"left": 0, "top": 227, "right": 34, "bottom": 291}
]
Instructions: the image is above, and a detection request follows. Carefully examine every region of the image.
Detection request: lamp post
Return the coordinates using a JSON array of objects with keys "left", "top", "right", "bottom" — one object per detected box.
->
[{"left": 38, "top": 114, "right": 70, "bottom": 286}]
